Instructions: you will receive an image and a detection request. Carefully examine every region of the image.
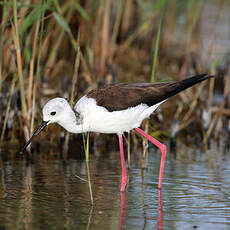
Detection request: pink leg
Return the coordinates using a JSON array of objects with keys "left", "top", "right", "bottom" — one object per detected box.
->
[
  {"left": 134, "top": 128, "right": 166, "bottom": 189},
  {"left": 119, "top": 192, "right": 126, "bottom": 230},
  {"left": 158, "top": 189, "right": 164, "bottom": 230},
  {"left": 118, "top": 134, "right": 128, "bottom": 192}
]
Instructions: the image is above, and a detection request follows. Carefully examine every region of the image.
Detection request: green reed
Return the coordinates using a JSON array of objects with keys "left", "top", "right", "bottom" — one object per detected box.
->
[
  {"left": 0, "top": 0, "right": 220, "bottom": 150},
  {"left": 83, "top": 133, "right": 94, "bottom": 205}
]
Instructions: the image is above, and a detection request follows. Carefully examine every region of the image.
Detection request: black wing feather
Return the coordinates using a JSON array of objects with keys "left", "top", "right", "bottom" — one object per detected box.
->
[{"left": 87, "top": 74, "right": 213, "bottom": 112}]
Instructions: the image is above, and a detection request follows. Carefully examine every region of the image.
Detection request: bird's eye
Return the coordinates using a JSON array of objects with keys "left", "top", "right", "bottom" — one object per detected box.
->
[{"left": 50, "top": 111, "right": 56, "bottom": 116}]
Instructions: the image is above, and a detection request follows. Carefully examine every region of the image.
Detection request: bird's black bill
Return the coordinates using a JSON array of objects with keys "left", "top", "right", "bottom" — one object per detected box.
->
[{"left": 20, "top": 121, "right": 49, "bottom": 154}]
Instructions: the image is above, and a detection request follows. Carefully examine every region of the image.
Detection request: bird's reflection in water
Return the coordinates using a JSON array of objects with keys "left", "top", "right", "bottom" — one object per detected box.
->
[
  {"left": 119, "top": 192, "right": 126, "bottom": 230},
  {"left": 158, "top": 189, "right": 164, "bottom": 230},
  {"left": 118, "top": 190, "right": 164, "bottom": 230}
]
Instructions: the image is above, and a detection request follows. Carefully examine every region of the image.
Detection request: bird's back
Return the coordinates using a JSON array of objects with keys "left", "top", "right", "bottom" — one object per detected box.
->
[{"left": 87, "top": 74, "right": 212, "bottom": 112}]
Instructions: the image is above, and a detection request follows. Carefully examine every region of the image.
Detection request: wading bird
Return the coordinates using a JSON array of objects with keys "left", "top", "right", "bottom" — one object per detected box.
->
[{"left": 21, "top": 74, "right": 213, "bottom": 191}]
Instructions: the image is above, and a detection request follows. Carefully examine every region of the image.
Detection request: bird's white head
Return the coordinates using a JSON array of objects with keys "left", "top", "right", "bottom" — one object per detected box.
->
[
  {"left": 21, "top": 97, "right": 79, "bottom": 153},
  {"left": 42, "top": 97, "right": 70, "bottom": 125}
]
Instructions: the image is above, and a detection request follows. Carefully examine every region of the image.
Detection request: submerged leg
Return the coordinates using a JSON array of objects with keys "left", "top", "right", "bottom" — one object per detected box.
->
[
  {"left": 134, "top": 128, "right": 166, "bottom": 189},
  {"left": 118, "top": 134, "right": 128, "bottom": 192}
]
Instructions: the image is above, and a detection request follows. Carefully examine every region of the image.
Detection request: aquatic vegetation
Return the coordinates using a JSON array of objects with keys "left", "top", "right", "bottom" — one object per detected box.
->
[{"left": 0, "top": 0, "right": 229, "bottom": 155}]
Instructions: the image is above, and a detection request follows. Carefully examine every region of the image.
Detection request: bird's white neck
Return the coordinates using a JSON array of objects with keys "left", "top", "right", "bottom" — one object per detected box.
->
[{"left": 57, "top": 105, "right": 86, "bottom": 134}]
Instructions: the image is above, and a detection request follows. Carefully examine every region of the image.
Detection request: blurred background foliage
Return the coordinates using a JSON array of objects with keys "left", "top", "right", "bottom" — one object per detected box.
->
[{"left": 0, "top": 0, "right": 229, "bottom": 154}]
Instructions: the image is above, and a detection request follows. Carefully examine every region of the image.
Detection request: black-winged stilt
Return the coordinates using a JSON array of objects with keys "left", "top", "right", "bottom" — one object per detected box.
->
[{"left": 21, "top": 74, "right": 213, "bottom": 191}]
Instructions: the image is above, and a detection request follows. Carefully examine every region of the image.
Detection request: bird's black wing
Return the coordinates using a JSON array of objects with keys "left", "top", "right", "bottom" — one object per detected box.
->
[{"left": 86, "top": 74, "right": 212, "bottom": 112}]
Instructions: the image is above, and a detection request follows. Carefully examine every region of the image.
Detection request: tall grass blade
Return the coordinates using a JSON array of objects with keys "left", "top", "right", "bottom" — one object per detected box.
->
[
  {"left": 53, "top": 12, "right": 77, "bottom": 50},
  {"left": 73, "top": 1, "right": 90, "bottom": 21},
  {"left": 53, "top": 12, "right": 71, "bottom": 34},
  {"left": 12, "top": 0, "right": 27, "bottom": 117},
  {"left": 209, "top": 58, "right": 219, "bottom": 108},
  {"left": 0, "top": 0, "right": 8, "bottom": 97},
  {"left": 82, "top": 133, "right": 94, "bottom": 205},
  {"left": 70, "top": 32, "right": 81, "bottom": 107},
  {"left": 30, "top": 0, "right": 47, "bottom": 136},
  {"left": 110, "top": 0, "right": 124, "bottom": 59},
  {"left": 27, "top": 13, "right": 41, "bottom": 116},
  {"left": 0, "top": 76, "right": 17, "bottom": 141},
  {"left": 151, "top": 15, "right": 162, "bottom": 83},
  {"left": 19, "top": 8, "right": 42, "bottom": 35}
]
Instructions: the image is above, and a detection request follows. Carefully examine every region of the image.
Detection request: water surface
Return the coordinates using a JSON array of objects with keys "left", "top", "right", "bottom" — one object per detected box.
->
[{"left": 0, "top": 146, "right": 230, "bottom": 230}]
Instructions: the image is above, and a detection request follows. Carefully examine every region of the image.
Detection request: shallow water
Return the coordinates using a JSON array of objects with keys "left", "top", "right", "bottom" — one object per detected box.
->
[{"left": 0, "top": 146, "right": 230, "bottom": 230}]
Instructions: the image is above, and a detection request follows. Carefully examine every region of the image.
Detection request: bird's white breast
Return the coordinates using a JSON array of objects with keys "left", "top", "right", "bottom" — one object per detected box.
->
[{"left": 74, "top": 96, "right": 163, "bottom": 134}]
